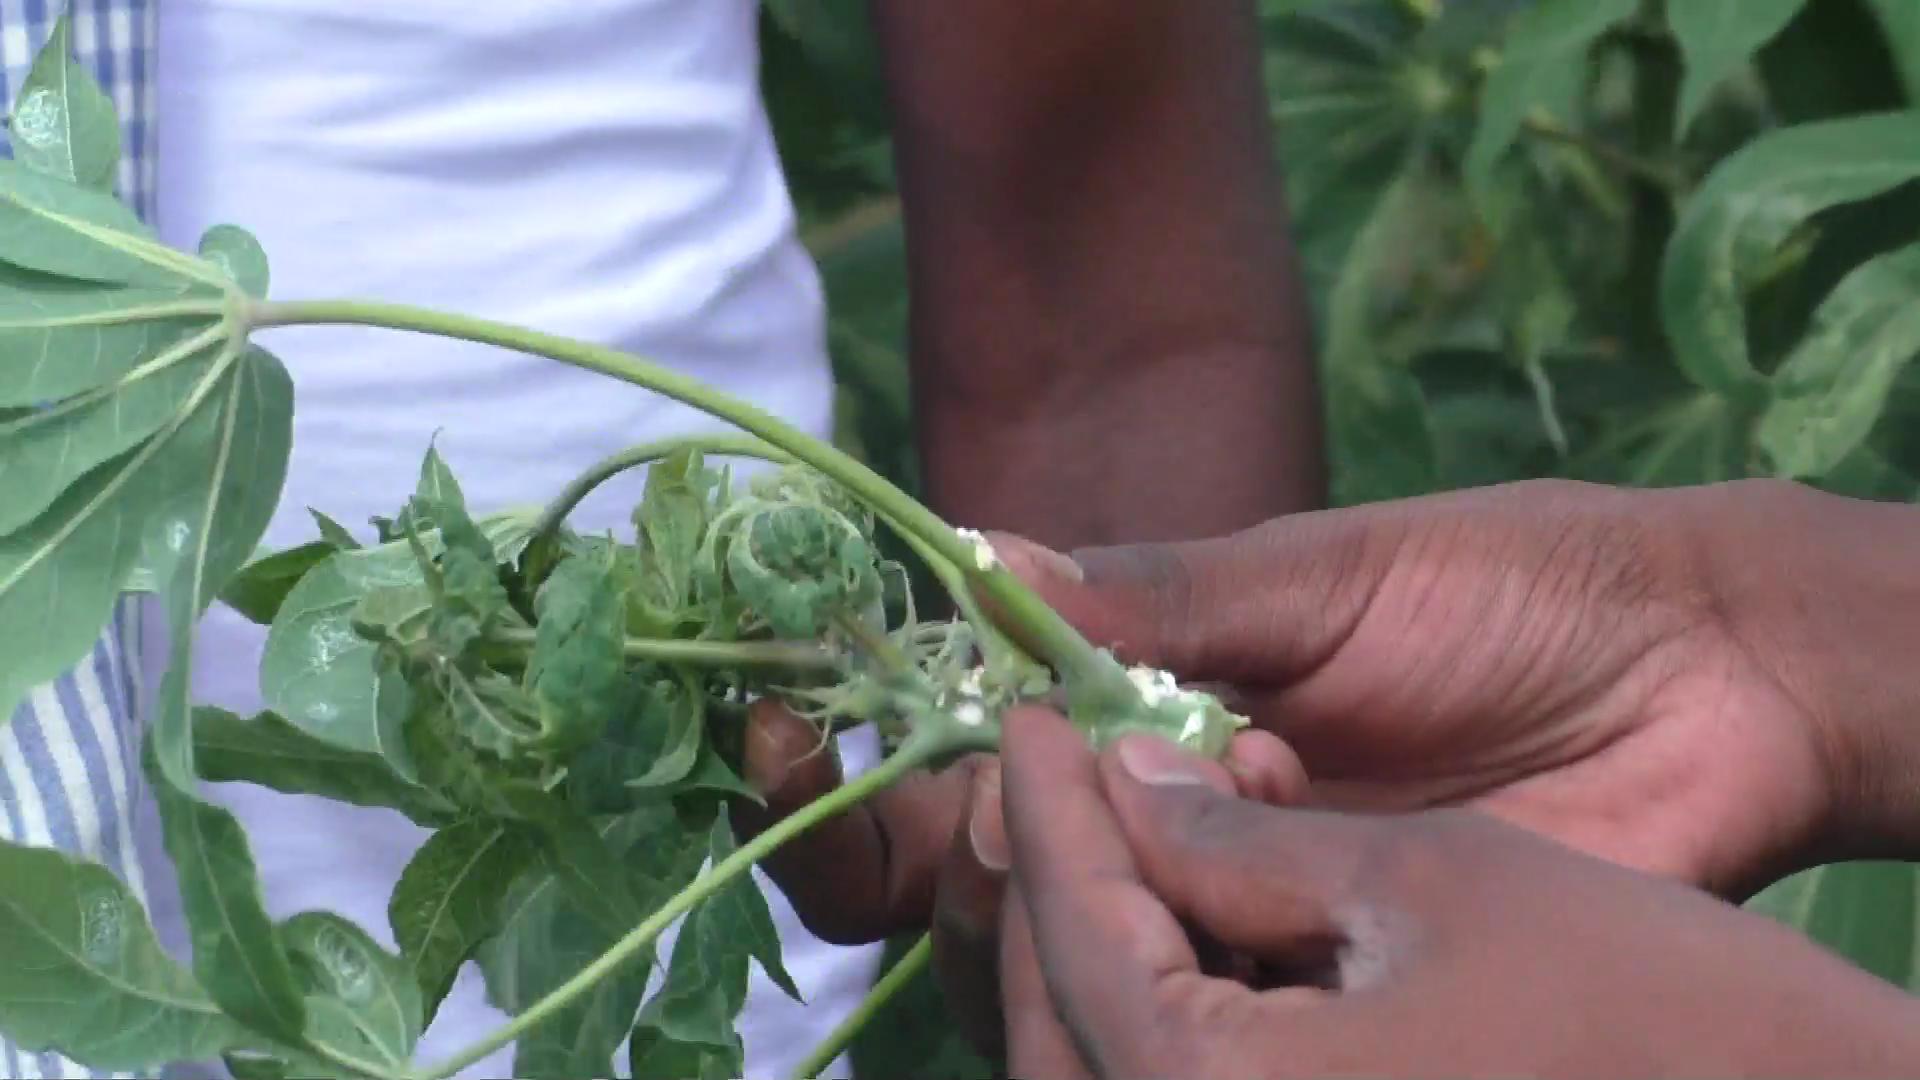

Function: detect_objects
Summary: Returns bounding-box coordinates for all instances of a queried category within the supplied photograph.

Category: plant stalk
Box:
[407,729,948,1080]
[250,298,1107,686]
[790,932,934,1080]
[486,627,836,671]
[531,433,794,542]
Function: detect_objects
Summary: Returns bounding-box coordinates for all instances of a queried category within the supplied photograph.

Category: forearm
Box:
[1683,480,1920,866]
[870,0,1325,548]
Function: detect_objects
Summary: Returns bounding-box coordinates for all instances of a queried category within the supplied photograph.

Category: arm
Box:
[869,0,1325,547]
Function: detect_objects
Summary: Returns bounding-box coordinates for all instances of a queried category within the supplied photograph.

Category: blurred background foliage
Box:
[759,0,1920,1074]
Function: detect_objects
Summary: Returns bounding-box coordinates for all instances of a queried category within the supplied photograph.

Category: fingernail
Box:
[1116,734,1231,793]
[988,532,1085,583]
[968,768,1010,873]
[743,722,791,798]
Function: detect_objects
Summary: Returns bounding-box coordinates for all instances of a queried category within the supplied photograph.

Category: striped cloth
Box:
[1,4,159,1079]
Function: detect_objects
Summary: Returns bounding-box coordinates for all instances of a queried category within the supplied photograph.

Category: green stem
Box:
[487,627,835,671]
[789,933,934,1080]
[1520,116,1680,193]
[531,433,794,542]
[409,731,948,1080]
[250,298,1108,687]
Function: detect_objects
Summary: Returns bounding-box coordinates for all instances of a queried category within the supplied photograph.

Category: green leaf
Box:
[219,540,341,625]
[198,224,270,299]
[310,508,361,549]
[636,812,801,1058]
[501,786,647,941]
[1756,243,1920,478]
[622,676,705,792]
[1669,0,1808,134]
[0,839,251,1070]
[0,316,225,532]
[416,440,465,509]
[0,266,223,409]
[627,449,724,635]
[7,13,120,192]
[1864,0,1920,104]
[137,343,305,1047]
[192,706,456,825]
[279,912,424,1069]
[389,820,539,1016]
[629,1025,743,1080]
[1662,111,1920,398]
[1749,863,1920,990]
[480,806,712,1080]
[1463,0,1637,203]
[527,547,628,756]
[0,158,210,287]
[259,508,537,762]
[1322,171,1438,505]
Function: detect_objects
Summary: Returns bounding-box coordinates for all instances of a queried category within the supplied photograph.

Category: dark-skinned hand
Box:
[997,705,1920,1079]
[735,479,1920,1057]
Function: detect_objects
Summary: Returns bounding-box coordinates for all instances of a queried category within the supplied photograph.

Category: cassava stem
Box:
[248,298,1109,687]
[789,932,934,1080]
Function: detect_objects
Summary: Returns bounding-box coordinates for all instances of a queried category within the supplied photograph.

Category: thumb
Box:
[1095,733,1366,973]
[985,516,1386,685]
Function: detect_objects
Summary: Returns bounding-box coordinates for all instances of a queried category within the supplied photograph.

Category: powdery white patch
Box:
[954,700,987,728]
[955,528,1000,571]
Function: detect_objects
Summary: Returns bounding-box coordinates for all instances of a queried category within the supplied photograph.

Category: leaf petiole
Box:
[485,626,837,671]
[789,932,933,1080]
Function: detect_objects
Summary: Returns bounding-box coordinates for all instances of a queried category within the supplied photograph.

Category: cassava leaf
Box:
[417,440,465,509]
[310,508,361,549]
[0,346,288,723]
[498,786,646,941]
[527,547,628,756]
[390,820,539,1017]
[220,539,342,625]
[0,158,214,288]
[1864,0,1920,104]
[199,224,270,299]
[259,507,538,763]
[1463,0,1637,203]
[479,805,713,1080]
[192,706,456,825]
[636,812,801,1057]
[1756,242,1920,478]
[279,913,424,1069]
[1662,111,1920,398]
[1750,864,1920,990]
[0,319,226,533]
[628,449,724,635]
[139,344,306,1047]
[7,13,120,192]
[621,676,705,792]
[628,1026,743,1080]
[0,264,223,409]
[0,840,252,1070]
[1669,0,1809,134]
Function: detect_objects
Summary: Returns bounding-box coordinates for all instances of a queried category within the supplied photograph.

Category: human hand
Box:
[732,699,1305,1057]
[996,478,1920,898]
[998,706,1920,1080]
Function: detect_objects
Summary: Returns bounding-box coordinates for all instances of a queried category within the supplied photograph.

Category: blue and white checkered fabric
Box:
[1,3,159,1078]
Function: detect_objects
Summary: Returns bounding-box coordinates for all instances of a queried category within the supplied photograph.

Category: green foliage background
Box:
[759,0,1920,1073]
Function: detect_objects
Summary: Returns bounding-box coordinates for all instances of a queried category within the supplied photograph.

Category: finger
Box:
[932,761,1009,1060]
[734,700,976,945]
[986,521,1391,686]
[1000,881,1095,1080]
[1225,728,1311,807]
[1099,733,1366,973]
[1000,706,1240,1075]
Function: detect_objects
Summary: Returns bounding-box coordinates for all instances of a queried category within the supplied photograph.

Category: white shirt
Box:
[153,3,878,1076]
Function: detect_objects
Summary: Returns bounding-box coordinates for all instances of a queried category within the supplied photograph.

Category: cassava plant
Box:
[0,21,1249,1080]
